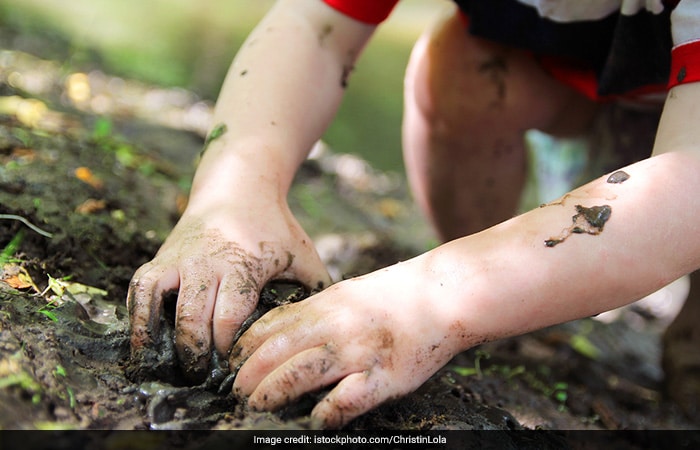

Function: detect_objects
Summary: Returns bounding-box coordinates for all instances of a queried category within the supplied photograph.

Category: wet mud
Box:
[607,170,630,184]
[545,204,612,248]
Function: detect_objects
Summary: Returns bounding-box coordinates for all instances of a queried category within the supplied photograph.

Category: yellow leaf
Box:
[74,166,104,190]
[1,264,38,291]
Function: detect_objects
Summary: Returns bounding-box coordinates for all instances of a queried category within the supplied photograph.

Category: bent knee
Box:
[404,7,596,137]
[404,8,475,133]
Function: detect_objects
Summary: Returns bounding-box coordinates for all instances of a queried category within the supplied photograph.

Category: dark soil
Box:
[0,40,698,445]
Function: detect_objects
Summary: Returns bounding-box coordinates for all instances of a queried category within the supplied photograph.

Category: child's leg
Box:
[663,270,700,419]
[401,5,598,241]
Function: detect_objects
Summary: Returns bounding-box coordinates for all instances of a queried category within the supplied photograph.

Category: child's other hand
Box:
[127,202,331,382]
[230,258,466,428]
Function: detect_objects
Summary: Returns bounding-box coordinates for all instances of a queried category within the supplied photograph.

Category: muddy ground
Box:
[0,37,699,446]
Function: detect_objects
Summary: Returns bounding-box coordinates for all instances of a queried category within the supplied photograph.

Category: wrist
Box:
[186,143,295,212]
[412,245,491,353]
[416,230,546,352]
[389,247,489,360]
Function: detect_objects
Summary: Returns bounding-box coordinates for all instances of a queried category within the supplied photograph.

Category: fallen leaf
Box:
[75,198,107,214]
[45,274,107,298]
[74,166,104,190]
[2,274,33,290]
[10,148,37,163]
[1,264,38,291]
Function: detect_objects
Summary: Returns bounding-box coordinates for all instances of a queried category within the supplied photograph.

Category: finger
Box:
[228,302,308,376]
[212,273,259,357]
[244,343,344,411]
[175,266,219,382]
[311,370,391,429]
[127,263,180,349]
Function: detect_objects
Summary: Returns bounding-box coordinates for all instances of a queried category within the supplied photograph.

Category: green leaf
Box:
[569,334,600,360]
[0,230,24,266]
[38,309,58,322]
[53,365,67,378]
[92,117,113,139]
[451,366,478,377]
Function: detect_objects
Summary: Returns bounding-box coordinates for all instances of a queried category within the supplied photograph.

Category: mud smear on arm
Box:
[606,170,630,184]
[542,170,629,247]
[314,22,352,89]
[544,204,612,248]
[478,55,508,108]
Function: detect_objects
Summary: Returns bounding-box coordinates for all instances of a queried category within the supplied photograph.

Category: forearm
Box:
[189,0,375,207]
[424,84,700,348]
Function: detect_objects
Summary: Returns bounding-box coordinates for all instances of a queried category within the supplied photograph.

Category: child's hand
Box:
[127,201,331,382]
[229,258,468,428]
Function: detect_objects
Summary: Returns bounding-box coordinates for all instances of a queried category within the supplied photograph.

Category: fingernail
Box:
[231,376,250,399]
[229,345,242,360]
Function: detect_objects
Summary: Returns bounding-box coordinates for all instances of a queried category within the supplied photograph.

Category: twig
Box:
[0,214,53,238]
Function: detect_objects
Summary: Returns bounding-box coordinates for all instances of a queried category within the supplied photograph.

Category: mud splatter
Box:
[478,55,508,107]
[318,24,333,46]
[545,204,612,248]
[606,170,630,184]
[540,193,571,208]
[341,64,353,89]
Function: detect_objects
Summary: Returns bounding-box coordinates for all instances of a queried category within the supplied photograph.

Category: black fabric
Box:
[597,9,672,95]
[453,0,673,95]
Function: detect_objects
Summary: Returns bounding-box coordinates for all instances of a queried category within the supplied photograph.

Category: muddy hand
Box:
[229,260,464,428]
[127,207,331,383]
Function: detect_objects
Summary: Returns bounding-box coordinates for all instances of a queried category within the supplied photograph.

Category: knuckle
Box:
[278,366,301,390]
[128,264,165,297]
[128,271,152,292]
[214,313,246,333]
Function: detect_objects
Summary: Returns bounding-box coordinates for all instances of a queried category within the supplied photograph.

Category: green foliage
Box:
[452,366,478,377]
[452,351,570,411]
[37,305,58,322]
[569,334,601,360]
[1,0,424,172]
[92,116,113,140]
[53,364,67,378]
[0,364,42,404]
[90,117,157,177]
[203,123,227,149]
[10,127,32,147]
[0,230,25,267]
[33,421,77,430]
[294,185,324,220]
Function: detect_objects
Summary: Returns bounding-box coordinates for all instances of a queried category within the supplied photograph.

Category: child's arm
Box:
[128,0,376,381]
[230,83,700,428]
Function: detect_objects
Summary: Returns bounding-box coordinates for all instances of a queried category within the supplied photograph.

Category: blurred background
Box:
[0,0,451,172]
[0,0,588,206]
